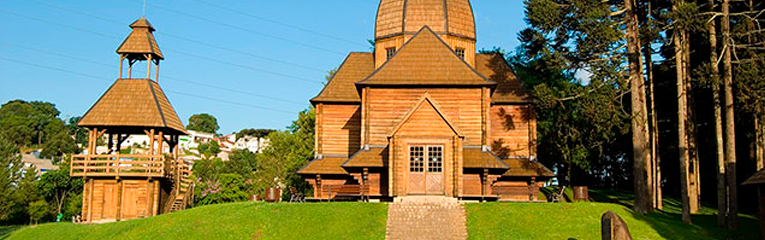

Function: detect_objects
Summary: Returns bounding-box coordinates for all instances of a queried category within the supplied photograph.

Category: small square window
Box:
[455,48,465,59]
[386,47,396,60]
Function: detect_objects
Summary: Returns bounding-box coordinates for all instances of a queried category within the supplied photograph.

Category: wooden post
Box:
[362,167,369,202]
[149,129,155,155]
[158,131,164,155]
[118,55,124,78]
[87,179,94,222]
[108,133,113,154]
[146,179,154,217]
[482,168,489,202]
[530,177,537,201]
[155,60,160,83]
[146,54,152,79]
[316,174,322,198]
[127,60,133,78]
[116,179,123,221]
[153,180,160,215]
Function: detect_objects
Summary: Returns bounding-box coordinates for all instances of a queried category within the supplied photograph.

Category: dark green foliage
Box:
[194,174,250,206]
[255,108,314,196]
[27,200,49,225]
[192,157,223,182]
[66,116,88,146]
[197,141,221,159]
[0,135,22,222]
[39,119,78,161]
[222,149,257,178]
[235,129,275,139]
[37,163,83,216]
[186,113,219,134]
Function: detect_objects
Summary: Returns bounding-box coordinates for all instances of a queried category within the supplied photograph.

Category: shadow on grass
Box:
[589,189,761,240]
[0,226,22,240]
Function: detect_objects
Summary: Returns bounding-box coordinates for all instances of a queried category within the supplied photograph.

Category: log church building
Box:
[298,0,554,201]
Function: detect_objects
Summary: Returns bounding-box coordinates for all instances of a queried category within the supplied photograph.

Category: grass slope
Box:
[466,189,761,240]
[5,202,387,240]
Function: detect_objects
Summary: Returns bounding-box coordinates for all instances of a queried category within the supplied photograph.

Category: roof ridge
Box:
[147,80,168,128]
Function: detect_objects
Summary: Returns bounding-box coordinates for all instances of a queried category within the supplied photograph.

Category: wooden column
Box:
[116,179,123,221]
[147,179,154,217]
[155,60,160,83]
[87,179,94,222]
[118,55,124,78]
[529,177,537,201]
[146,54,152,79]
[81,178,90,220]
[149,129,155,155]
[362,168,368,201]
[316,174,322,198]
[482,168,489,201]
[152,180,160,215]
[158,131,164,154]
[127,60,133,78]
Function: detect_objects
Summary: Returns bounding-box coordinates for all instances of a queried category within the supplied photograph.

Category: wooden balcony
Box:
[70,154,172,178]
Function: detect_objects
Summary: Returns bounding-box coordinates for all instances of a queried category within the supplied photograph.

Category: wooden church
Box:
[298,0,555,201]
[69,17,193,222]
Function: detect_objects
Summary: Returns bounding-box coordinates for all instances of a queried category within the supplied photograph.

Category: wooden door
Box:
[121,186,137,219]
[101,182,118,220]
[408,145,444,195]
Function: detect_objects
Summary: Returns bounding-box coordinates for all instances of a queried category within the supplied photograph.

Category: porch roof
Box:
[342,147,387,168]
[501,158,555,177]
[297,157,348,175]
[462,148,509,169]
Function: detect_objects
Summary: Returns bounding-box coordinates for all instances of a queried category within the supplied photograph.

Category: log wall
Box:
[490,105,535,158]
[316,104,362,156]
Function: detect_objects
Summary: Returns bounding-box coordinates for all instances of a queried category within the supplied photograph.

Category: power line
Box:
[187,0,368,48]
[0,42,308,106]
[0,56,299,115]
[2,9,323,84]
[124,0,346,56]
[19,0,328,73]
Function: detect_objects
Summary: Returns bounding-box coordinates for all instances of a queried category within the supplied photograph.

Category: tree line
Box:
[518,0,764,228]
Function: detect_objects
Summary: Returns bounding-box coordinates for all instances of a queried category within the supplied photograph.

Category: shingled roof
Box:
[743,169,765,185]
[311,53,374,103]
[502,158,555,177]
[342,147,387,168]
[357,26,494,86]
[297,157,349,175]
[78,79,186,135]
[475,53,531,103]
[463,148,509,169]
[116,17,164,60]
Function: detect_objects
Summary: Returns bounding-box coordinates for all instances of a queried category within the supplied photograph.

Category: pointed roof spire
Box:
[116,17,164,60]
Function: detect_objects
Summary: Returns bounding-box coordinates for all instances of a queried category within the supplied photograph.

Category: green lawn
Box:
[465,189,761,240]
[4,202,388,240]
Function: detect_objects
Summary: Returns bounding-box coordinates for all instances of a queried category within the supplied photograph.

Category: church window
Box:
[410,146,424,172]
[456,47,465,59]
[386,47,396,60]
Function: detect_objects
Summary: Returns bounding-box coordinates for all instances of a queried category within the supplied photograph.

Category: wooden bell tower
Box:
[70,17,192,223]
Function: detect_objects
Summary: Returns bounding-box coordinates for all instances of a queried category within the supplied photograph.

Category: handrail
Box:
[70,154,168,178]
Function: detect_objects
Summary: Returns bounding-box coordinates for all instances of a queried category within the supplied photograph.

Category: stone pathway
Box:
[385,196,467,240]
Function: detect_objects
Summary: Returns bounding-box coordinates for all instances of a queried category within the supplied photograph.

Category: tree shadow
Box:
[588,189,762,240]
[482,53,532,102]
[0,225,22,240]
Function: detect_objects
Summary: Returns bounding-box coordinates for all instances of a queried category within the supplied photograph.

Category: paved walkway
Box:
[385,196,467,240]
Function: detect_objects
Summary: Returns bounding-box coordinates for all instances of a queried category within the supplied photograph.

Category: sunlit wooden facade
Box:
[298,0,554,201]
[71,17,193,222]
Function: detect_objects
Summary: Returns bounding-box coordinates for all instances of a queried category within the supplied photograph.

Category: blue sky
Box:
[0,0,527,134]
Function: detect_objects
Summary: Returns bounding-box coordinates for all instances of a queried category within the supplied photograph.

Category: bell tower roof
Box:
[116,17,164,60]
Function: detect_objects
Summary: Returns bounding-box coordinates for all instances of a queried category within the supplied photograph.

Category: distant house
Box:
[21,151,58,176]
[234,135,269,154]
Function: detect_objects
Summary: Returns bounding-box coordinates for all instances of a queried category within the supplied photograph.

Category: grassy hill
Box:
[3,190,761,240]
[4,202,388,240]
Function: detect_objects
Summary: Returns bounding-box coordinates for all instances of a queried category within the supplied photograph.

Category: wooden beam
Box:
[146,54,152,79]
[158,131,164,155]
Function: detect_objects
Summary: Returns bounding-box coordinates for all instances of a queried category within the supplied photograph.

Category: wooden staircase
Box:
[163,159,193,213]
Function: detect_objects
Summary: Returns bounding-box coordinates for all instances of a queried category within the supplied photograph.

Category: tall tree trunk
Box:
[674,2,692,223]
[722,0,738,229]
[708,0,728,227]
[757,117,764,170]
[685,33,701,214]
[642,0,662,210]
[627,0,652,214]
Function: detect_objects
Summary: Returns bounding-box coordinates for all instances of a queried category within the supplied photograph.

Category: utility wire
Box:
[0,42,308,106]
[19,0,328,73]
[125,0,346,56]
[187,0,368,48]
[2,9,323,84]
[0,56,298,115]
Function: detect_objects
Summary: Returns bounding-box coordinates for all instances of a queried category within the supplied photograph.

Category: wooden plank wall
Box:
[443,35,476,67]
[490,105,533,158]
[317,104,362,156]
[366,88,482,146]
[375,36,406,68]
[86,179,156,222]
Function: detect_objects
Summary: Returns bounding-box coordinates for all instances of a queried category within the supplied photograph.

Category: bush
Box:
[194,174,250,206]
[28,200,49,225]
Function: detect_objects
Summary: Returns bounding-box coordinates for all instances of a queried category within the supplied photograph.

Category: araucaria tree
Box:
[522,0,653,214]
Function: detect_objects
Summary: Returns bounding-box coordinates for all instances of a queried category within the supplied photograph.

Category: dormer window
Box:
[386,47,396,60]
[455,48,465,59]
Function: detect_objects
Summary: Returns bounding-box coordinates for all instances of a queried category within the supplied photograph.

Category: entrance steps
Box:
[386,196,467,240]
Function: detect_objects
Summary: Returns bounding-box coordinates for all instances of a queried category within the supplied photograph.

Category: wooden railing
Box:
[70,154,167,178]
